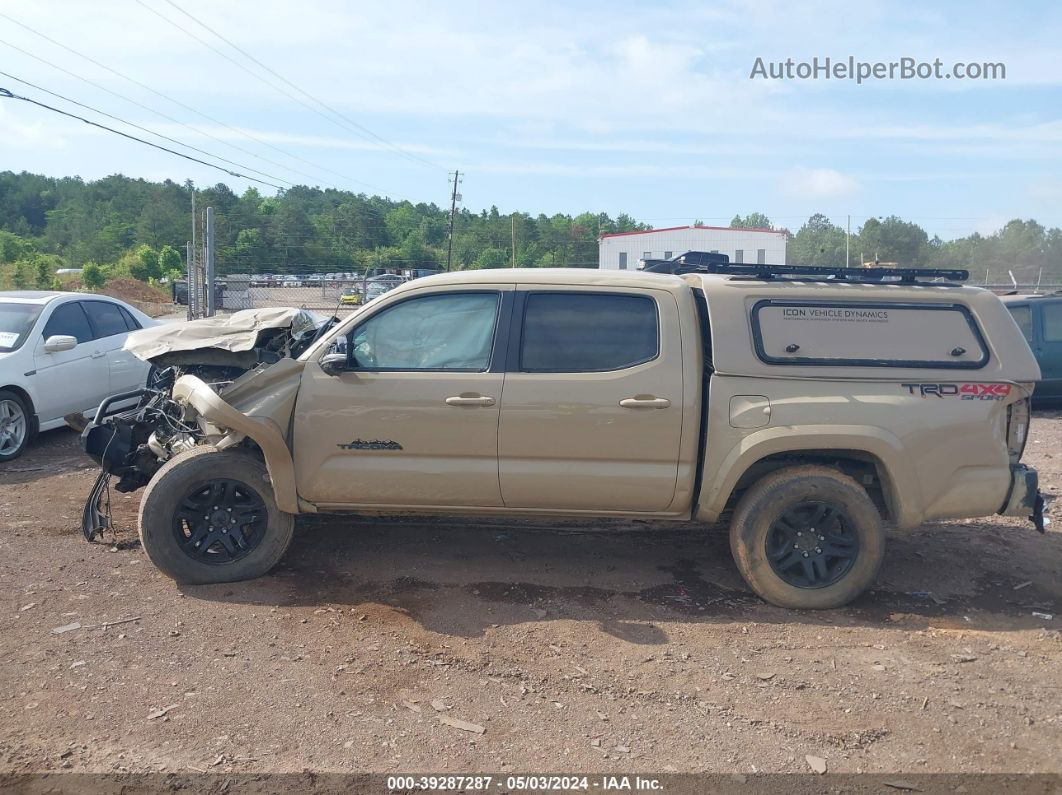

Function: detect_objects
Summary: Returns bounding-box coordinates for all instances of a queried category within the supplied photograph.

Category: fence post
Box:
[205,206,216,316]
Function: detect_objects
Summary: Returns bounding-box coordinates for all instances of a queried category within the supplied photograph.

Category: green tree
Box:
[788,214,847,266]
[0,230,35,262]
[158,244,183,280]
[12,259,29,288]
[33,253,62,288]
[730,212,773,229]
[855,216,929,266]
[130,244,161,281]
[82,261,106,289]
[472,247,509,269]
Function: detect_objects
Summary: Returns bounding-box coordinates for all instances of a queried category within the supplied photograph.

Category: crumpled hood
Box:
[124,307,316,362]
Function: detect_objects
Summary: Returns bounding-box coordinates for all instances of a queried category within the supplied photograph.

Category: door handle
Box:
[90,350,106,359]
[445,395,496,407]
[619,397,671,409]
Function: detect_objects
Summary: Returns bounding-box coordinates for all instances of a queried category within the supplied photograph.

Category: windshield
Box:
[0,303,44,352]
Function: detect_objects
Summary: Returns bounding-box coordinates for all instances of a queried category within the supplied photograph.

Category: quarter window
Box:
[118,306,142,331]
[42,302,93,344]
[1044,303,1062,342]
[83,301,129,339]
[1007,305,1034,343]
[348,292,499,371]
[519,293,658,372]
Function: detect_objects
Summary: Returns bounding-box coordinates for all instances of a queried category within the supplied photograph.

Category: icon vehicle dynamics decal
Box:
[337,439,404,450]
[901,382,1012,399]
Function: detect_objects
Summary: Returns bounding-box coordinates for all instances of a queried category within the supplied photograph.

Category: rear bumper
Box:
[999,464,1052,532]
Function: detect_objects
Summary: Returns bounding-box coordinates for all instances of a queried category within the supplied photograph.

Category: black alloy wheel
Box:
[172,479,267,564]
[765,500,860,589]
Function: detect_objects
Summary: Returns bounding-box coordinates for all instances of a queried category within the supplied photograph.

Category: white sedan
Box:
[0,291,160,461]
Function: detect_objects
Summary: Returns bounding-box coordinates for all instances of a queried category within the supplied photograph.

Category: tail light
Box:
[1006,398,1030,464]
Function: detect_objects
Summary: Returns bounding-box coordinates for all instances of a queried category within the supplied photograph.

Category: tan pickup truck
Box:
[81,263,1049,608]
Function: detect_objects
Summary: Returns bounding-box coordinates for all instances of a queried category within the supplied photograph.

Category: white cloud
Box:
[781,167,860,199]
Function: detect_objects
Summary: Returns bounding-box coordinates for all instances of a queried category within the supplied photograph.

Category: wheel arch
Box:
[171,375,299,513]
[697,426,922,529]
[0,384,38,434]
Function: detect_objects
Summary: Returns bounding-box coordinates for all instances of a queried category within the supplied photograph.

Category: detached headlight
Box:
[1006,397,1030,464]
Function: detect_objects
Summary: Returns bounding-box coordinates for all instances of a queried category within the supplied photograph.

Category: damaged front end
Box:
[80,308,324,541]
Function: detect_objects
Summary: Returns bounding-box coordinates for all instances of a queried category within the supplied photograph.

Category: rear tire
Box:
[729,465,885,609]
[138,447,294,584]
[0,389,33,462]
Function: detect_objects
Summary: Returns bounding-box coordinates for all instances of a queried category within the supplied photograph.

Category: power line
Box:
[0,38,294,186]
[0,11,395,195]
[131,1,400,195]
[0,70,296,188]
[0,86,285,188]
[155,0,444,172]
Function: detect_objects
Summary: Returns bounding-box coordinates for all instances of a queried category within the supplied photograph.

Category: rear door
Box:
[498,287,685,512]
[82,300,147,393]
[1037,300,1062,398]
[32,301,103,422]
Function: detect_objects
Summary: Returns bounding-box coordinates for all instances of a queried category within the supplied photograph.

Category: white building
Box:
[598,225,787,270]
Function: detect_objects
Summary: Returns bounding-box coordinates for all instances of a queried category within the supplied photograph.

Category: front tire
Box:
[729,465,885,609]
[0,389,32,462]
[138,447,294,584]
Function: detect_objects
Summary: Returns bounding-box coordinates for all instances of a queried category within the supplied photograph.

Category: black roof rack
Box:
[683,259,969,285]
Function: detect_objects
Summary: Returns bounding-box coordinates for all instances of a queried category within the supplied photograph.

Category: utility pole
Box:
[185,241,194,321]
[846,214,851,267]
[205,206,216,316]
[511,213,517,267]
[446,170,461,272]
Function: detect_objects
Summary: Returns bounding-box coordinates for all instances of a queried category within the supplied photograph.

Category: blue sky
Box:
[1,0,1060,239]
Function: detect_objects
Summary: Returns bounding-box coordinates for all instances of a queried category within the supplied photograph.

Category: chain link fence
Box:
[175,275,371,314]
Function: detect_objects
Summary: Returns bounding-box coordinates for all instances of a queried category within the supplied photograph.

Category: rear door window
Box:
[42,302,93,344]
[752,300,989,369]
[83,301,130,339]
[519,293,658,372]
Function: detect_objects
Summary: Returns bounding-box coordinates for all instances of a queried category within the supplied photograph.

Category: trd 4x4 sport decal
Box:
[902,383,1012,399]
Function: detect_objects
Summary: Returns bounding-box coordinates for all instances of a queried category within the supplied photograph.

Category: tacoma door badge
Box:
[337,438,403,451]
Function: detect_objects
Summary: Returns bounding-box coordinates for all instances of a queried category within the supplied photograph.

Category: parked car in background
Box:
[364,274,405,302]
[0,291,160,461]
[172,279,224,307]
[281,277,303,288]
[1001,292,1062,402]
[339,287,363,306]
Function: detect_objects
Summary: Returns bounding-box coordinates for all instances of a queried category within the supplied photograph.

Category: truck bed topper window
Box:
[751,300,990,369]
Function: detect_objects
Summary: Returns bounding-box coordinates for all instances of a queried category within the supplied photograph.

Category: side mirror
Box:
[43,334,78,353]
[319,352,349,377]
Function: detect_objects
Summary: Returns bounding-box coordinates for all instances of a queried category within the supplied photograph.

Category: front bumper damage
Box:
[77,308,329,542]
[1000,464,1053,533]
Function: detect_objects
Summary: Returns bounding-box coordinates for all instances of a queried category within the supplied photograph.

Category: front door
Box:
[498,288,685,512]
[294,288,510,507]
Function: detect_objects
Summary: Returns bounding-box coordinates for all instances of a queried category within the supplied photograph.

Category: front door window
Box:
[348,292,499,371]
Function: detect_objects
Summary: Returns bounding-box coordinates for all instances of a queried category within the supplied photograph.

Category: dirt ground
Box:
[1,415,1060,777]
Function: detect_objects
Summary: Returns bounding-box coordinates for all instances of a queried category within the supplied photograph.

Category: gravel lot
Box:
[1,413,1060,777]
